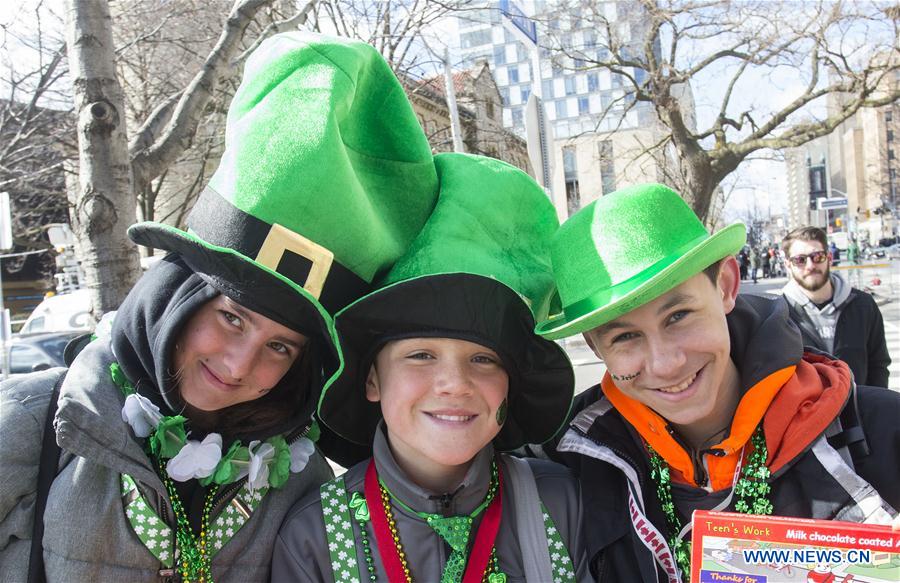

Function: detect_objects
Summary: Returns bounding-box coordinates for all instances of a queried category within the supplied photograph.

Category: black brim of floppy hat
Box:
[537,223,747,340]
[318,273,575,452]
[128,221,343,379]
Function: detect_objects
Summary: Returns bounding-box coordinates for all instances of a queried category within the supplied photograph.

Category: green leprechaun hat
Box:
[319,152,575,451]
[536,183,746,340]
[128,32,439,378]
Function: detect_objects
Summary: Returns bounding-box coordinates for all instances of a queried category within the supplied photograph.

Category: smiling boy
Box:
[272,153,590,582]
[535,184,900,583]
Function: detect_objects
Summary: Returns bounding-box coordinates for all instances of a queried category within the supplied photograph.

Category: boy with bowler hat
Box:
[534,184,900,583]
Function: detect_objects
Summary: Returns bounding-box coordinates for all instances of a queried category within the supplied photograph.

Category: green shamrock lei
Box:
[647,425,772,580]
[111,362,319,489]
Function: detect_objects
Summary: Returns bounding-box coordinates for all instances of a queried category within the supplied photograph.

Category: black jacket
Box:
[545,295,900,583]
[781,287,891,388]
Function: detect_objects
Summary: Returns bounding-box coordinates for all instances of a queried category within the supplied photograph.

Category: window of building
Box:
[587,72,599,92]
[521,86,531,104]
[611,73,623,88]
[598,140,615,195]
[499,87,509,106]
[634,68,646,87]
[889,149,895,161]
[563,146,580,216]
[888,129,894,142]
[565,76,576,95]
[552,60,564,77]
[584,30,597,48]
[511,107,524,126]
[886,110,893,122]
[578,96,590,115]
[494,45,506,66]
[809,166,826,195]
[542,80,554,99]
[556,99,568,118]
[508,66,519,83]
[574,57,586,69]
[486,99,496,120]
[517,44,529,62]
[460,29,492,49]
[601,91,612,111]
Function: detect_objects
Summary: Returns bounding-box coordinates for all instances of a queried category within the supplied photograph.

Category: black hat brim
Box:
[319,273,574,451]
[128,222,343,381]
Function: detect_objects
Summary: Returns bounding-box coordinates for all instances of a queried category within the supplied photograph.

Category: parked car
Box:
[887,243,900,260]
[862,245,886,260]
[18,289,92,335]
[6,331,83,375]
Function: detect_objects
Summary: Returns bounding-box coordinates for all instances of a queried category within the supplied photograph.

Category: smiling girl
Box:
[0,32,439,582]
[272,153,591,582]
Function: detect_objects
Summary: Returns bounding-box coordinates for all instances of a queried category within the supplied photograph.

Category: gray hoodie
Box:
[0,336,332,582]
[781,272,851,354]
[272,425,593,582]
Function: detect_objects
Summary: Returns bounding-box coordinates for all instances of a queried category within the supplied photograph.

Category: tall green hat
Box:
[536,183,746,340]
[128,32,438,378]
[319,153,574,451]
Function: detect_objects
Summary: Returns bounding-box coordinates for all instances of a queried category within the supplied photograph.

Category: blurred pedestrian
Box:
[781,226,890,388]
[749,247,759,283]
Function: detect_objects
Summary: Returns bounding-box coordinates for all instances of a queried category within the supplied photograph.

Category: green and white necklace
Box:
[646,425,773,579]
[113,362,318,581]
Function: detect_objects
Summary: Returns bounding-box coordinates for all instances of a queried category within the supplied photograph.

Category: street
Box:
[561,258,900,394]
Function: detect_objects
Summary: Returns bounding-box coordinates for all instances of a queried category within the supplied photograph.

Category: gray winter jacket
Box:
[272,425,593,582]
[0,338,333,583]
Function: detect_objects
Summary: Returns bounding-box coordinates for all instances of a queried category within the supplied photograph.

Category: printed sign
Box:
[691,511,899,583]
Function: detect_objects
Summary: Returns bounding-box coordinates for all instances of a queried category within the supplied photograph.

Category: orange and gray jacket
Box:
[544,294,899,583]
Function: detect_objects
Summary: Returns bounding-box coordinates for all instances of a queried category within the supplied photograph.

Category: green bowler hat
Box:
[536,183,746,340]
[319,153,575,451]
[128,32,438,376]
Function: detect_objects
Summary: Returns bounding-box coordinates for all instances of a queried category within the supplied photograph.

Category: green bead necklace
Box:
[158,457,219,582]
[646,425,772,579]
[350,460,503,583]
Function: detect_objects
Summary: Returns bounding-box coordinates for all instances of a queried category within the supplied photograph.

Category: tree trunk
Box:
[681,153,717,225]
[65,0,141,317]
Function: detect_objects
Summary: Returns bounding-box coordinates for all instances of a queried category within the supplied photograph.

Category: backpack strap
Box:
[27,369,67,583]
[320,476,363,583]
[826,382,871,468]
[503,456,575,582]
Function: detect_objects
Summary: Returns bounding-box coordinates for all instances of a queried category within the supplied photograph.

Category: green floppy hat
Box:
[129,32,438,378]
[536,183,746,340]
[319,153,574,451]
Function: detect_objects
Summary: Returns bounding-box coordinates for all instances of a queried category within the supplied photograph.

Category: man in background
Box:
[781,226,890,387]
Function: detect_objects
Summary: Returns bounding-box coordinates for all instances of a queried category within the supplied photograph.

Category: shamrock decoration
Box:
[349,491,369,522]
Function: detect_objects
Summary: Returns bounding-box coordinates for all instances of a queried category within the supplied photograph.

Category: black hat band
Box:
[187,187,369,313]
